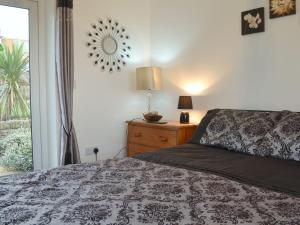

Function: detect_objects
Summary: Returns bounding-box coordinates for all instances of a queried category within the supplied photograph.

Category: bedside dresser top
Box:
[127,120,198,131]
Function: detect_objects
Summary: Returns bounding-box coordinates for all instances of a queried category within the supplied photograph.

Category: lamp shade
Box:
[178,96,193,110]
[136,67,162,91]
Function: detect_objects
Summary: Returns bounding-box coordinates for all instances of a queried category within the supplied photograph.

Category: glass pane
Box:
[0,5,33,176]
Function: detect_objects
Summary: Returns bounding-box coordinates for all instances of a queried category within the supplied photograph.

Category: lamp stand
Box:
[180,112,190,124]
[147,92,152,113]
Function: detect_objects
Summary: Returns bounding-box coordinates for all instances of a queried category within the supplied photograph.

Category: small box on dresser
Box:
[127,120,197,157]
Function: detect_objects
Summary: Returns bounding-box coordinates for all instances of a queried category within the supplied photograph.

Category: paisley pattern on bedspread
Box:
[0,157,299,225]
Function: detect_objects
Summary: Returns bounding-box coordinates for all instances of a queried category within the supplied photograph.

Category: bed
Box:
[1,109,300,225]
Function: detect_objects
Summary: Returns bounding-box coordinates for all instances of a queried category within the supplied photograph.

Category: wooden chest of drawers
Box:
[127,120,197,157]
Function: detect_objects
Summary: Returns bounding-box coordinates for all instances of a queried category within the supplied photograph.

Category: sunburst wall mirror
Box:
[86,18,132,73]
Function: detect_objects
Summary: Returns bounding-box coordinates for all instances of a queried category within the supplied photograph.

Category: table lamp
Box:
[178,96,193,123]
[136,67,162,113]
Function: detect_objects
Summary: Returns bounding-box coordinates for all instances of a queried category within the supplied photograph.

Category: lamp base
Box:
[180,112,190,124]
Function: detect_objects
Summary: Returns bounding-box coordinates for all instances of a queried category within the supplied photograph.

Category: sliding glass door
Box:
[0,0,41,175]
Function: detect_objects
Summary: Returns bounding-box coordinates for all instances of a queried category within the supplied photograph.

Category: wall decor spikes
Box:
[86,18,131,73]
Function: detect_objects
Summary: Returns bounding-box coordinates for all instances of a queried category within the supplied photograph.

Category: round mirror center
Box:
[102,36,118,55]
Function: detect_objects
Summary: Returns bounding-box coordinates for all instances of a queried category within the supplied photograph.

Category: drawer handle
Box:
[160,136,168,142]
[134,132,142,138]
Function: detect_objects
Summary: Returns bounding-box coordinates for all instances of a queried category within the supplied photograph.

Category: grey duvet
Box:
[0,156,300,225]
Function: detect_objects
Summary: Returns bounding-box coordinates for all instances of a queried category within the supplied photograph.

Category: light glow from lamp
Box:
[183,83,207,95]
[189,111,206,124]
[170,70,219,96]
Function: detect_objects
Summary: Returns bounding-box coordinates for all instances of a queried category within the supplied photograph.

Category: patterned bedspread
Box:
[0,158,300,225]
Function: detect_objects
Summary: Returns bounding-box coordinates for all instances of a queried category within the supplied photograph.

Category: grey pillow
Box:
[190,109,221,144]
[192,109,300,161]
[258,112,300,161]
[198,109,282,156]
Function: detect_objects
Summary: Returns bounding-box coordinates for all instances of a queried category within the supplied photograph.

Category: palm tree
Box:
[0,43,30,121]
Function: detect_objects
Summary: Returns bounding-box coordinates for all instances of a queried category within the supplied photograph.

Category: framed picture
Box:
[242,7,265,35]
[270,0,296,18]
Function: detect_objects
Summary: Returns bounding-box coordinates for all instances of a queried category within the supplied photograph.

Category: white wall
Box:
[73,0,151,162]
[150,0,300,123]
[73,0,300,162]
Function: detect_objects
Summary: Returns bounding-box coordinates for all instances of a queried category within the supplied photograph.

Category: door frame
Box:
[0,0,43,170]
